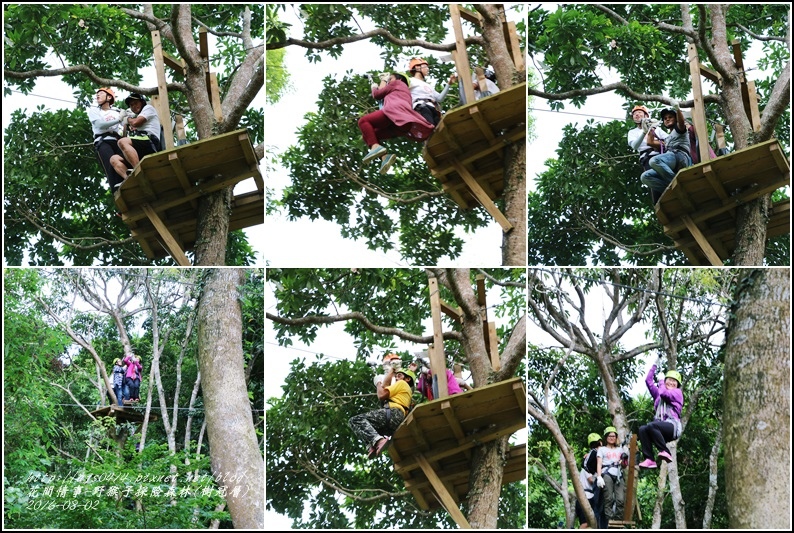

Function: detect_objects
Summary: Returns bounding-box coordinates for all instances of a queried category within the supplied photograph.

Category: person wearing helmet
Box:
[357,72,434,174]
[412,360,463,400]
[576,432,605,529]
[372,352,403,388]
[638,356,684,468]
[112,357,126,406]
[89,87,131,191]
[117,92,162,170]
[627,104,666,176]
[407,57,457,126]
[349,363,414,458]
[640,103,692,204]
[597,426,628,522]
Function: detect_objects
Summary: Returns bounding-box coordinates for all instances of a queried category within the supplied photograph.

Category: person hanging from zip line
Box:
[122,353,143,404]
[640,104,693,205]
[89,87,131,192]
[597,426,629,523]
[349,365,416,459]
[358,72,434,174]
[112,357,126,407]
[372,352,402,388]
[117,93,162,173]
[575,432,606,529]
[407,57,457,126]
[638,356,684,469]
[627,104,666,174]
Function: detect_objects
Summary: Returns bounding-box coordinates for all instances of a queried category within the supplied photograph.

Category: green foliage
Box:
[266,49,292,104]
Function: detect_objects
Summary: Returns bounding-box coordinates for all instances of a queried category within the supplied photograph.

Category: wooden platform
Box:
[89,404,159,423]
[114,129,264,264]
[423,83,527,231]
[655,139,790,265]
[388,377,526,512]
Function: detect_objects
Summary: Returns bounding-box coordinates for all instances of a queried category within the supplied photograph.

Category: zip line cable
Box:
[54,403,264,412]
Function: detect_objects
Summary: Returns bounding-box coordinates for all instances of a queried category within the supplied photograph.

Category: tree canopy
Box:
[266,4,528,266]
[526,4,790,266]
[3,4,264,266]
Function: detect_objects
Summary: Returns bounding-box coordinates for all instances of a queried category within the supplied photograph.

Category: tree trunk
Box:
[702,424,722,529]
[666,444,687,528]
[467,438,506,528]
[559,452,574,529]
[197,268,264,528]
[502,142,527,266]
[723,268,791,528]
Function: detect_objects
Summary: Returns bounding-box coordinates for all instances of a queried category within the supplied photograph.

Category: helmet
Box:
[113,358,121,366]
[383,352,400,361]
[659,107,677,120]
[603,426,618,437]
[587,433,601,446]
[397,368,417,387]
[631,105,649,117]
[392,72,410,85]
[125,93,147,106]
[665,370,682,386]
[97,87,116,103]
[409,57,428,71]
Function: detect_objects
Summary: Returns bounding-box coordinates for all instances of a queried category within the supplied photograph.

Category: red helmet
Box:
[631,105,649,117]
[409,58,428,71]
[97,87,116,104]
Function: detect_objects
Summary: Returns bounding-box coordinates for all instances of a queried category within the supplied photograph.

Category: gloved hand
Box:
[371,83,379,90]
[378,72,389,82]
[655,355,663,369]
[118,109,128,120]
[641,117,651,133]
[596,475,605,488]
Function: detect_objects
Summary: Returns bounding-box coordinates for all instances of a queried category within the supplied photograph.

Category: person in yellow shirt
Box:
[349,366,416,458]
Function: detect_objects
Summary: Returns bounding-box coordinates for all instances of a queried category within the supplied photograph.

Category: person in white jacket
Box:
[89,87,130,191]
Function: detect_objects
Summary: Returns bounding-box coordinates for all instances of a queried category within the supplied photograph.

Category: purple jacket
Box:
[123,355,142,380]
[646,364,683,421]
[372,80,434,141]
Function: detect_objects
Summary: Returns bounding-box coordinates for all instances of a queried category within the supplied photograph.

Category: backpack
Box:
[583,449,598,475]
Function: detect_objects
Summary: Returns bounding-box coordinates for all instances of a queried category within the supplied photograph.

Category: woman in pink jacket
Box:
[358,72,434,174]
[638,360,684,468]
[122,354,143,403]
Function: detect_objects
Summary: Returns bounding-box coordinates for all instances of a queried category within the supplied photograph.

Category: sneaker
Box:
[379,153,396,174]
[657,451,672,463]
[639,459,657,469]
[362,145,387,164]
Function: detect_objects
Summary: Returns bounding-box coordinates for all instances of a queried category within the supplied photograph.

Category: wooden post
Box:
[416,453,472,528]
[687,44,711,163]
[450,4,476,106]
[428,277,449,398]
[151,30,175,150]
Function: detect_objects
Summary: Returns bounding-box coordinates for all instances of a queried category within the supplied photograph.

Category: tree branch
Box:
[337,161,447,205]
[528,80,720,106]
[267,28,482,52]
[4,65,186,95]
[266,311,463,343]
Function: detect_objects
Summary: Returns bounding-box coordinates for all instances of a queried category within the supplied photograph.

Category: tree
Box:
[722,268,791,528]
[196,268,265,528]
[527,268,731,527]
[266,4,527,266]
[3,4,264,266]
[526,4,790,266]
[266,268,526,528]
[2,268,264,528]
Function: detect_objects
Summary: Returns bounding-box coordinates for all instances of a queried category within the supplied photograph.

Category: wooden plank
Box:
[487,321,500,372]
[449,4,476,106]
[687,43,712,163]
[504,20,525,71]
[512,381,525,414]
[452,160,513,232]
[699,63,722,85]
[162,51,185,76]
[441,401,466,443]
[168,152,198,210]
[440,300,463,322]
[210,72,224,122]
[415,453,472,529]
[623,434,637,522]
[428,277,449,399]
[682,215,723,266]
[476,274,486,306]
[151,30,175,150]
[458,5,482,25]
[747,80,761,132]
[469,105,497,144]
[140,203,191,266]
[702,164,729,201]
